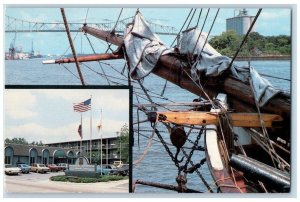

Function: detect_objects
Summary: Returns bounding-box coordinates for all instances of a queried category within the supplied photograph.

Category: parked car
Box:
[109,164,129,176]
[47,164,62,172]
[57,163,68,171]
[5,164,21,175]
[30,163,50,173]
[17,163,31,174]
[113,161,123,168]
[96,165,118,175]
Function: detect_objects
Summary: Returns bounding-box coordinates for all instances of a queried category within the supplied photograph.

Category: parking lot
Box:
[4,171,129,193]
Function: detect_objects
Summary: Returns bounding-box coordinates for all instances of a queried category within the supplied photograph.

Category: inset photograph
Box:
[4,87,130,193]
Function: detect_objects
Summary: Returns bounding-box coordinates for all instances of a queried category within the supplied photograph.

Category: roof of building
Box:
[46,137,118,145]
[4,143,79,157]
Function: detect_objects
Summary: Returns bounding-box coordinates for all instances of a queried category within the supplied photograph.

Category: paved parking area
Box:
[4,171,129,193]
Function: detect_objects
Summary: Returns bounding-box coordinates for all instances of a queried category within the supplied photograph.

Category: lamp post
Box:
[97,108,103,175]
[116,131,121,163]
[120,140,122,164]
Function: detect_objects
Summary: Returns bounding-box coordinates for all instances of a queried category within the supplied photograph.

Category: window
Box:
[30,157,35,165]
[43,157,48,164]
[5,156,11,164]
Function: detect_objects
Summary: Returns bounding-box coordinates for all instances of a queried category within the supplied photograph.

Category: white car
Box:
[5,165,22,175]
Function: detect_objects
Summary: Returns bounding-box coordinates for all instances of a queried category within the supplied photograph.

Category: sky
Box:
[4,7,291,55]
[4,88,129,144]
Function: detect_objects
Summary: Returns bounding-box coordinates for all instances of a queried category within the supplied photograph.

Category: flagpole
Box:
[80,113,82,157]
[100,108,103,176]
[90,95,92,164]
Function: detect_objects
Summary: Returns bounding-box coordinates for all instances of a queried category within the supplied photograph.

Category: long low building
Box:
[5,137,126,166]
[4,143,80,166]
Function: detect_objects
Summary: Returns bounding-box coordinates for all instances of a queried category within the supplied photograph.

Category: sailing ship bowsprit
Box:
[43,8,291,193]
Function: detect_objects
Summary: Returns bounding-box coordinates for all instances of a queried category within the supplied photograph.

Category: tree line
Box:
[209,31,291,57]
[5,137,44,146]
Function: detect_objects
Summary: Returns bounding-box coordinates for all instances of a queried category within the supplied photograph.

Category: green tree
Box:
[209,30,241,55]
[5,137,29,145]
[208,31,291,56]
[116,124,129,163]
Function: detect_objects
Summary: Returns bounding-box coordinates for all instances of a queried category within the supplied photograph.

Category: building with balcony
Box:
[46,137,125,164]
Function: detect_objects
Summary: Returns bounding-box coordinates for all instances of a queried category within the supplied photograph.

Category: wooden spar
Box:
[80,25,123,46]
[60,8,85,85]
[43,52,123,64]
[156,111,283,127]
[80,26,290,128]
[135,180,202,193]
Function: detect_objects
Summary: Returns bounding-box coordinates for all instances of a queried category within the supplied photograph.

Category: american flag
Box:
[73,98,91,112]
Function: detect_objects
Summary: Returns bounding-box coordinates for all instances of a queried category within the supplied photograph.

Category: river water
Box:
[5,58,291,193]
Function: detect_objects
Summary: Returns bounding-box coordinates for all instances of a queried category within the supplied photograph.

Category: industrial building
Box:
[226,9,256,35]
[4,137,125,166]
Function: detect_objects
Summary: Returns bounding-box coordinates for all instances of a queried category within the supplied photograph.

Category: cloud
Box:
[260,9,291,20]
[36,89,129,111]
[5,90,38,119]
[5,117,128,144]
[5,122,78,144]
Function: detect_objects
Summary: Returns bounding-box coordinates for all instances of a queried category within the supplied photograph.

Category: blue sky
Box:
[4,7,291,55]
[4,89,129,144]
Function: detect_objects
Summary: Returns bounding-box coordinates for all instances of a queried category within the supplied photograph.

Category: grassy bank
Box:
[50,175,127,183]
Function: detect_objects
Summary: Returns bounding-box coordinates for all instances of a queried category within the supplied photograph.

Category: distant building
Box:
[4,137,125,166]
[226,9,256,35]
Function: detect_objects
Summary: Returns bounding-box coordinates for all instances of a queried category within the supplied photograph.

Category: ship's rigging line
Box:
[186,8,197,30]
[196,9,203,27]
[84,8,89,24]
[170,8,194,47]
[85,34,111,84]
[228,8,262,69]
[111,8,123,34]
[191,8,211,57]
[60,8,85,85]
[195,9,220,62]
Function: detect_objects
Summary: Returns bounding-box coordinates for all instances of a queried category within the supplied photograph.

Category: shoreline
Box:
[233,55,291,61]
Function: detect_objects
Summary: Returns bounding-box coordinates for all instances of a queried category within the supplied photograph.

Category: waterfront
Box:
[5,58,291,192]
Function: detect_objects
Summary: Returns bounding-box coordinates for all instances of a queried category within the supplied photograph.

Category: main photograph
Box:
[4,7,291,193]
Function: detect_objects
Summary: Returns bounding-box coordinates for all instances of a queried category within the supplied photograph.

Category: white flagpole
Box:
[100,108,103,176]
[90,96,92,164]
[80,113,82,157]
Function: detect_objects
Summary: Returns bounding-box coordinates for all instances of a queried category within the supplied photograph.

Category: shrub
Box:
[50,175,127,183]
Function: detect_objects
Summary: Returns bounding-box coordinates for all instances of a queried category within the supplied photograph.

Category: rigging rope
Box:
[186,8,197,30]
[85,34,111,85]
[84,8,89,24]
[170,8,194,47]
[111,8,124,34]
[191,8,210,56]
[59,31,79,59]
[228,8,262,69]
[196,9,203,27]
[196,9,220,61]
[60,8,85,85]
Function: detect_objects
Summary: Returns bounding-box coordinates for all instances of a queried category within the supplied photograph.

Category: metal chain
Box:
[182,126,205,171]
[181,148,213,193]
[153,127,180,168]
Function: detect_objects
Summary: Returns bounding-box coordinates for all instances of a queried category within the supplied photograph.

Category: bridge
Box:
[5,15,178,35]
